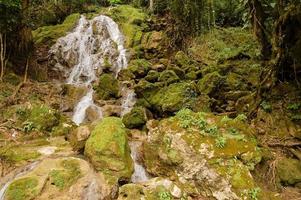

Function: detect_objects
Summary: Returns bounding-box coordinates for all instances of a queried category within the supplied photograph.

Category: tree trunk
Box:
[0,33,6,82]
[248,0,272,60]
[149,0,154,12]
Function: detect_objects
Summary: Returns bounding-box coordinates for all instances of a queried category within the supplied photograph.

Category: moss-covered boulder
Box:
[84,117,134,181]
[94,73,120,100]
[143,110,269,199]
[33,13,80,45]
[145,70,159,82]
[158,70,180,85]
[128,59,151,78]
[197,71,224,95]
[122,107,147,129]
[148,82,199,114]
[5,177,39,200]
[277,158,301,185]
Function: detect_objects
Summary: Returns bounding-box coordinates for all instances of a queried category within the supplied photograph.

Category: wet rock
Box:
[94,73,120,100]
[67,125,91,152]
[122,107,147,129]
[84,117,134,181]
[277,158,301,185]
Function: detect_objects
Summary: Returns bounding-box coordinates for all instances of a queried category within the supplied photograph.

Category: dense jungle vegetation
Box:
[0,0,301,200]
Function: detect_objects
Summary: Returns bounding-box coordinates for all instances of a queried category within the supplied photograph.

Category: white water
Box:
[129,141,150,183]
[0,162,39,200]
[51,15,130,125]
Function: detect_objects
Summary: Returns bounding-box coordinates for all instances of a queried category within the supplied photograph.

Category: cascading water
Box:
[129,141,150,183]
[50,15,131,125]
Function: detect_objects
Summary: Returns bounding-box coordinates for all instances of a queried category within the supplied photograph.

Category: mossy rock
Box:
[122,107,147,129]
[33,13,80,45]
[128,59,151,78]
[148,82,199,115]
[84,117,134,180]
[26,105,60,132]
[67,125,91,152]
[175,51,191,68]
[49,159,81,190]
[134,79,162,98]
[145,70,159,82]
[5,177,39,200]
[197,71,224,95]
[118,69,135,81]
[94,73,120,100]
[277,158,301,185]
[166,65,185,79]
[158,70,180,85]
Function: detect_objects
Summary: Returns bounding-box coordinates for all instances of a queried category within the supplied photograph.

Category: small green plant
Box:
[221,116,231,123]
[176,108,193,120]
[215,136,227,148]
[205,125,218,136]
[158,191,172,200]
[228,128,239,135]
[23,121,35,133]
[196,117,207,130]
[109,0,122,5]
[249,187,261,200]
[260,101,272,112]
[287,103,301,111]
[291,114,301,121]
[235,114,247,121]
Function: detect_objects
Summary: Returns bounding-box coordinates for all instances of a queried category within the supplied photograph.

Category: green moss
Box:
[128,59,151,78]
[0,146,40,163]
[94,73,120,100]
[158,70,180,85]
[6,177,39,200]
[149,82,199,114]
[145,70,160,82]
[26,105,60,132]
[197,71,224,95]
[49,159,81,190]
[3,72,22,86]
[33,13,80,45]
[276,158,301,185]
[84,117,133,180]
[190,28,260,65]
[122,107,147,129]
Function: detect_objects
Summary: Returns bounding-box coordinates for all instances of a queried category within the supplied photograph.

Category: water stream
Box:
[129,141,150,183]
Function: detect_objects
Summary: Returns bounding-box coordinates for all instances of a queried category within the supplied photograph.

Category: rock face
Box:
[67,125,91,152]
[3,157,113,200]
[84,117,134,181]
[143,109,264,200]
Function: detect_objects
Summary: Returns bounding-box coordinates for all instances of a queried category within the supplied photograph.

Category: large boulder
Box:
[84,117,134,181]
[142,110,273,199]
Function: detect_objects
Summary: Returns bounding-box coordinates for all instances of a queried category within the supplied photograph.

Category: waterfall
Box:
[50,15,131,125]
[129,141,150,183]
